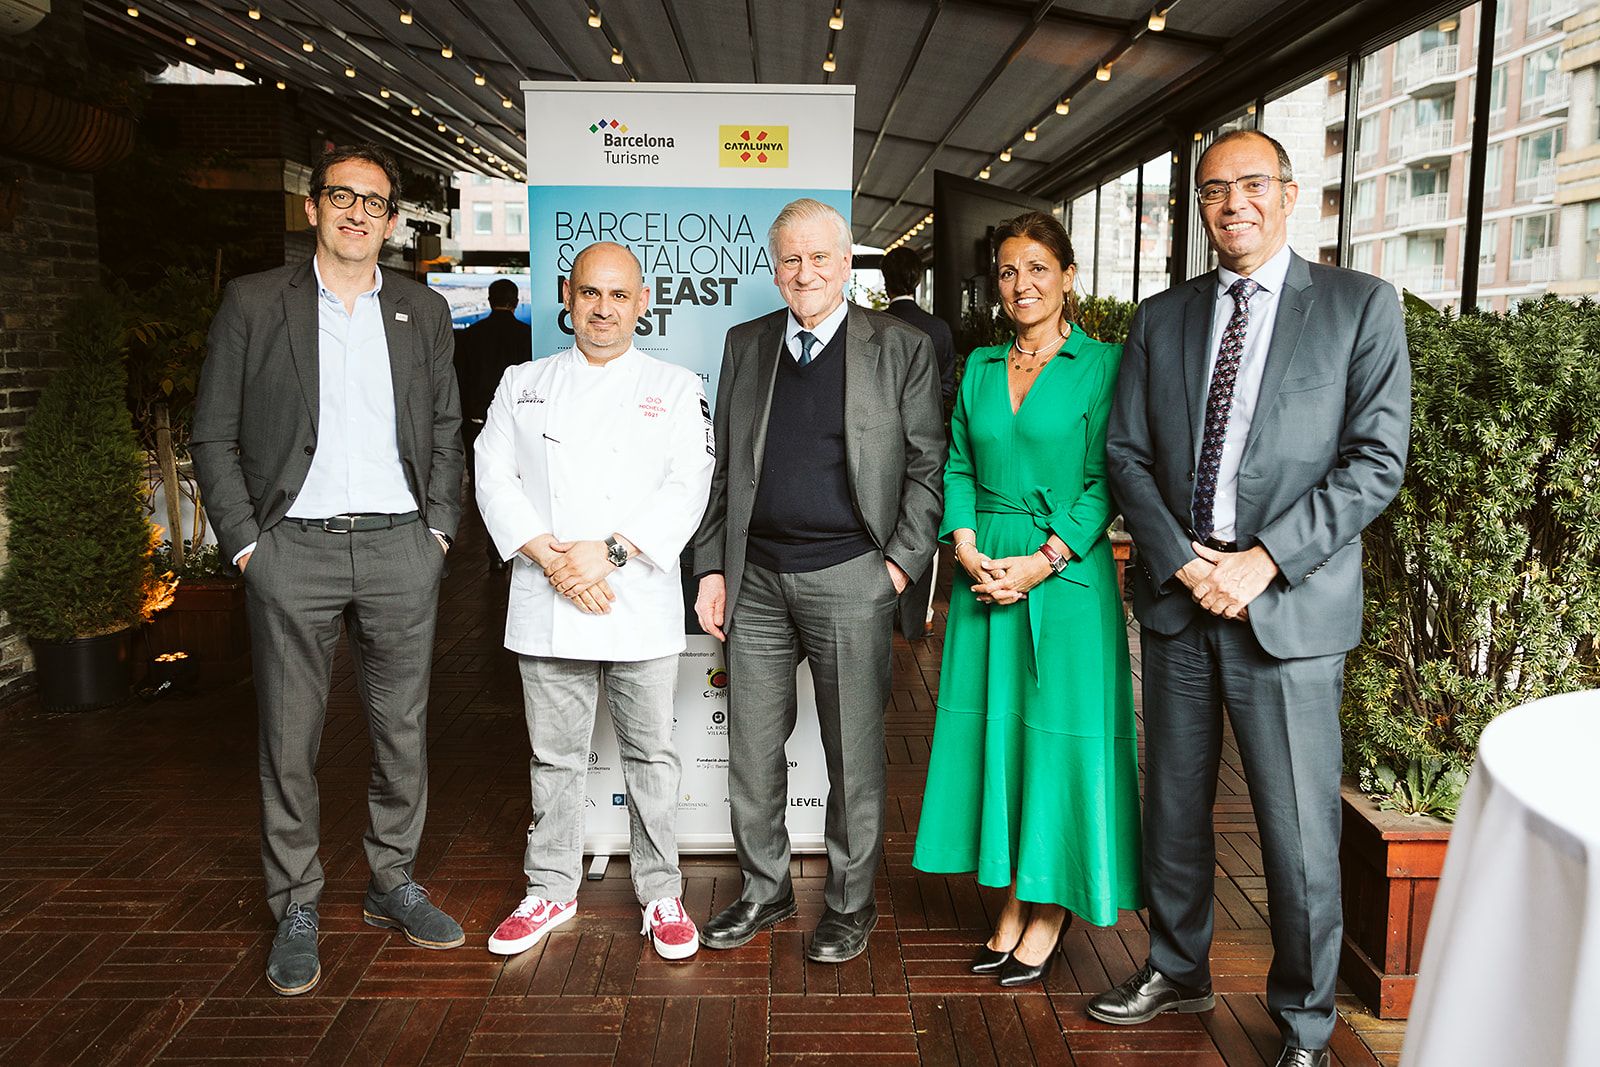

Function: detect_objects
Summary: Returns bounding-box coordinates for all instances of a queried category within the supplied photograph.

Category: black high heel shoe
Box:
[969,943,1013,974]
[995,915,1072,988]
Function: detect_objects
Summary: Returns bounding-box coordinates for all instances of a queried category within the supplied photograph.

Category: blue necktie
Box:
[1192,277,1261,541]
[796,330,818,366]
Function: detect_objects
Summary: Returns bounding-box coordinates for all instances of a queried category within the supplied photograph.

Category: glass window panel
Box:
[1068,192,1098,297]
[1584,203,1600,280]
[1138,153,1175,297]
[504,202,525,237]
[1349,239,1375,274]
[473,204,494,235]
[1100,171,1137,301]
[1261,74,1340,264]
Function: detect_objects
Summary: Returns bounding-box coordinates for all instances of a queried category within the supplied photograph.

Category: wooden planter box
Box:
[1338,781,1452,1019]
[144,578,251,688]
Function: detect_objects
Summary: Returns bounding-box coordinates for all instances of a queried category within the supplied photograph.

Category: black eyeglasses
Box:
[318,185,393,218]
[1195,175,1290,205]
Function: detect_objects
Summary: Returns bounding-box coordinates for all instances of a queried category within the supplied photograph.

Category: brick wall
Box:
[0,0,102,699]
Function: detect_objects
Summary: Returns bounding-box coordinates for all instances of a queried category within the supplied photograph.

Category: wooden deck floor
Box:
[0,515,1406,1065]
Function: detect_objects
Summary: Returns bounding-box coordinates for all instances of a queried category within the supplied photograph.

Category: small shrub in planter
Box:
[1342,295,1600,819]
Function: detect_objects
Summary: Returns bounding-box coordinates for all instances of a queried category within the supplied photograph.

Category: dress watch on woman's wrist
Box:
[1038,542,1069,576]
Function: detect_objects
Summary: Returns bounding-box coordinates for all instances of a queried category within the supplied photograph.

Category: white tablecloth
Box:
[1402,690,1600,1066]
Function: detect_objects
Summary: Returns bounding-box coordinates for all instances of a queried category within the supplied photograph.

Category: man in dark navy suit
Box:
[454,278,531,568]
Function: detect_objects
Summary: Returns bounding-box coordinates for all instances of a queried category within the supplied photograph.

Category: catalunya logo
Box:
[719,125,789,168]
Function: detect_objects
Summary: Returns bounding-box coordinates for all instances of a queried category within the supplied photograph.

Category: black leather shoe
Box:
[1274,1047,1329,1067]
[996,949,1054,988]
[700,893,797,950]
[969,944,1012,974]
[806,902,878,963]
[1086,963,1215,1025]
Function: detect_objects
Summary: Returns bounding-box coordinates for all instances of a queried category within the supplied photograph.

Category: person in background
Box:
[912,210,1143,988]
[453,277,532,570]
[192,142,465,997]
[1095,130,1410,1067]
[692,199,945,964]
[475,242,713,962]
[881,245,957,641]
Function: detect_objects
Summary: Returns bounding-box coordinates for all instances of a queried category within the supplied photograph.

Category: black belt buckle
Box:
[320,514,357,534]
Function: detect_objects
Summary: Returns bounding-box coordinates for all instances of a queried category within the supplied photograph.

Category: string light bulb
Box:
[472,145,482,155]
[1024,126,1038,142]
[301,40,315,52]
[829,4,844,30]
[441,44,454,58]
[234,59,246,70]
[1056,97,1070,115]
[502,97,514,108]
[474,72,486,86]
[999,147,1012,162]
[275,80,286,90]
[185,34,196,45]
[1148,8,1167,32]
[611,47,624,65]
[247,5,260,19]
[979,165,991,180]
[379,87,391,98]
[822,52,836,73]
[587,7,601,28]
[437,122,447,132]
[126,5,138,15]
[399,9,413,25]
[1096,63,1112,81]
[456,135,466,144]
[345,66,357,78]
[410,105,421,116]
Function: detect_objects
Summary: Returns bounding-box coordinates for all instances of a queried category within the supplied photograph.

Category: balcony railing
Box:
[1398,121,1457,162]
[1393,264,1446,292]
[1508,246,1560,284]
[1399,48,1459,92]
[1515,159,1557,201]
[1355,145,1379,171]
[1396,192,1450,229]
[1319,214,1341,246]
[1322,152,1344,185]
[1325,89,1347,128]
[1521,75,1570,120]
[1358,74,1385,108]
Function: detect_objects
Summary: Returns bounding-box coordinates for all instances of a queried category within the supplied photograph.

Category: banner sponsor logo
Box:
[612,793,628,807]
[789,796,824,808]
[719,125,789,168]
[589,117,677,167]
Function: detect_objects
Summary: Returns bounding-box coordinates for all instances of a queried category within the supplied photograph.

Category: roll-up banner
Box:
[521,82,856,856]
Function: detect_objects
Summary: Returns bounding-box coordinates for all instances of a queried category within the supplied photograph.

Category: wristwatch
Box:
[605,535,629,568]
[1038,541,1069,576]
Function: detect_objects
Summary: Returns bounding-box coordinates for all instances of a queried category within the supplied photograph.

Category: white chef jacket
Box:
[474,345,714,660]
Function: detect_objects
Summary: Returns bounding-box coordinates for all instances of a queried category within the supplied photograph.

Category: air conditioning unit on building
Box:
[0,0,49,36]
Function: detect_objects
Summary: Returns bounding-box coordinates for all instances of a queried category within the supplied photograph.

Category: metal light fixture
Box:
[1148,7,1167,32]
[437,122,447,132]
[611,47,624,65]
[474,72,486,86]
[999,147,1012,162]
[441,44,454,58]
[400,9,413,25]
[410,105,421,116]
[275,80,287,90]
[379,87,391,98]
[1024,127,1037,142]
[247,5,260,19]
[979,166,991,180]
[1096,63,1112,82]
[472,145,482,155]
[126,5,138,15]
[185,34,196,45]
[302,40,315,52]
[822,52,836,73]
[587,7,602,28]
[501,97,514,108]
[345,66,357,78]
[1055,97,1070,115]
[456,135,466,144]
[829,4,844,30]
[234,59,246,70]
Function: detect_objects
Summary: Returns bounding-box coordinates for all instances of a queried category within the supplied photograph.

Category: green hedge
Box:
[1343,295,1600,819]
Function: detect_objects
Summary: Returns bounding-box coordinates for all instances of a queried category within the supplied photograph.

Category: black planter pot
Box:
[30,629,133,711]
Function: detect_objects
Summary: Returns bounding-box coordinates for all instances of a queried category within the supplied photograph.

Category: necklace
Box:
[1009,323,1070,371]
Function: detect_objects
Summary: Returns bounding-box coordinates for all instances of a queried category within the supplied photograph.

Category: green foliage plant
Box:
[1343,295,1600,821]
[0,291,177,641]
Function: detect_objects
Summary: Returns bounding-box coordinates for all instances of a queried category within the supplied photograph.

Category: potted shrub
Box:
[0,291,177,711]
[1338,294,1600,1017]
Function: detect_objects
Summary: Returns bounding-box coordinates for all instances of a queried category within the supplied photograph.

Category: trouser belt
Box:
[284,511,420,534]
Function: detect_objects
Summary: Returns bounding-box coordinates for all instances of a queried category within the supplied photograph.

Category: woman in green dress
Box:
[912,211,1143,987]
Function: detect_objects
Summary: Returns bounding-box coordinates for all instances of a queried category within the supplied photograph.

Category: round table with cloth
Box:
[1402,689,1600,1067]
[911,329,1144,925]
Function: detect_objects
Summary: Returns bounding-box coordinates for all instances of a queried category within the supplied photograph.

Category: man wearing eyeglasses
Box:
[1095,130,1411,1067]
[193,143,465,997]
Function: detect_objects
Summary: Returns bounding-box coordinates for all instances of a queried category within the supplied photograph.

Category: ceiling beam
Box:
[852,0,942,199]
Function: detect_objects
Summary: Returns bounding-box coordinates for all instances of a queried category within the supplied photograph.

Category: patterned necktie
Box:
[796,330,818,366]
[1192,277,1262,541]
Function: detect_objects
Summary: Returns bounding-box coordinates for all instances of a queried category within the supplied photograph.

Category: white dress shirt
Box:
[474,345,714,660]
[288,257,418,520]
[783,299,849,362]
[1196,243,1293,542]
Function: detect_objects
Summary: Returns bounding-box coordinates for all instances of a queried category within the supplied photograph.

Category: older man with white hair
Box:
[692,199,945,962]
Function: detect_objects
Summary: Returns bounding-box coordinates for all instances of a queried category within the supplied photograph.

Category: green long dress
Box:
[912,327,1144,925]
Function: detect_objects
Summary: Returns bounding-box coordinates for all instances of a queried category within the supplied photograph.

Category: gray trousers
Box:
[243,518,445,921]
[1141,615,1346,1049]
[727,552,898,913]
[518,654,682,906]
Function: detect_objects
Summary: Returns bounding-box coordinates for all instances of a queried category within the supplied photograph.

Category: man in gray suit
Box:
[1092,131,1410,1067]
[693,199,945,963]
[193,143,465,997]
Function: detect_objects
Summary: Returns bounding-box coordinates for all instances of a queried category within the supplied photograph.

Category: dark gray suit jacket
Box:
[192,260,464,561]
[1105,252,1410,659]
[884,297,956,408]
[692,303,947,624]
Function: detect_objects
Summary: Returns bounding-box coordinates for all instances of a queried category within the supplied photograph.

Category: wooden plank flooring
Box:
[0,517,1404,1064]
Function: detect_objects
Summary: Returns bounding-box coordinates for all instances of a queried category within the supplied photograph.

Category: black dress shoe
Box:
[1274,1047,1329,1067]
[806,902,878,963]
[969,944,1013,974]
[1086,963,1215,1025]
[700,893,797,950]
[996,948,1054,988]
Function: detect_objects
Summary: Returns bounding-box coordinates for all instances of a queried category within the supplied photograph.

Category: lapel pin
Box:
[395,312,409,322]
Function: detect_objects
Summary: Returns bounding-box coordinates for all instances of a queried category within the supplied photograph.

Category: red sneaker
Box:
[642,896,700,960]
[487,896,575,956]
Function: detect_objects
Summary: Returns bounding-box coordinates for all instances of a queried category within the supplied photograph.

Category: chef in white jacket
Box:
[474,242,713,962]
